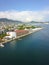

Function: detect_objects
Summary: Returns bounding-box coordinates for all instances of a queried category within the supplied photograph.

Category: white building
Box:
[5,32,16,39]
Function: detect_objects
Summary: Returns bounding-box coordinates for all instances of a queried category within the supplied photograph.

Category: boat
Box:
[0,43,4,47]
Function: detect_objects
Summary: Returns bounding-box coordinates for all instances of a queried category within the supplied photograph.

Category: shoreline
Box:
[1,28,43,45]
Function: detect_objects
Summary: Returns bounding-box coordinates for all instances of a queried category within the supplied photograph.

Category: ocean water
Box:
[0,23,49,65]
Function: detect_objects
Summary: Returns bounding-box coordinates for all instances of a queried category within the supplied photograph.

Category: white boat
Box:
[0,43,4,47]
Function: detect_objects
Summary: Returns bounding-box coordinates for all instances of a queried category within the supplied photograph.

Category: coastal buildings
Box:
[15,30,29,36]
[5,32,16,38]
[0,22,42,45]
[0,29,5,34]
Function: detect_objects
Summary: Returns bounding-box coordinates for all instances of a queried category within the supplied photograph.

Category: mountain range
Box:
[0,18,22,23]
[0,18,48,23]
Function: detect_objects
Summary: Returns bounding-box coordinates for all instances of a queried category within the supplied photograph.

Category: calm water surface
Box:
[0,23,49,65]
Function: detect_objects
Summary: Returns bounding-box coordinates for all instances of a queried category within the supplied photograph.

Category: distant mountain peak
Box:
[0,18,22,23]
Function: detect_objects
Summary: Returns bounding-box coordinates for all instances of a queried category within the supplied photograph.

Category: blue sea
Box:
[0,23,49,65]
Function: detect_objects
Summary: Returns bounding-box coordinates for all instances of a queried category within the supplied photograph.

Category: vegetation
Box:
[17,24,36,30]
[0,33,6,39]
[31,26,36,29]
[18,25,25,30]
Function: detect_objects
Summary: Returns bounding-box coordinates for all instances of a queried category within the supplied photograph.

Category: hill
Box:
[0,18,22,23]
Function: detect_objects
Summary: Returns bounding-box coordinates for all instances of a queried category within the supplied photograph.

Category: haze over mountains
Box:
[0,18,49,23]
[0,18,36,23]
[0,18,22,23]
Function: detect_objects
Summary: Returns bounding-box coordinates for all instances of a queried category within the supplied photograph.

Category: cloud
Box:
[0,10,49,22]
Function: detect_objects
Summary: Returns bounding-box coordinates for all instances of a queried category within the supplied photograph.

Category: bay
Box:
[0,23,49,65]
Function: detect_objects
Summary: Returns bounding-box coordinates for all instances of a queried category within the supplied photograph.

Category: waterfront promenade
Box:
[2,28,42,45]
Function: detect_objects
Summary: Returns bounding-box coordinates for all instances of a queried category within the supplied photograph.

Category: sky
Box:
[0,0,49,22]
